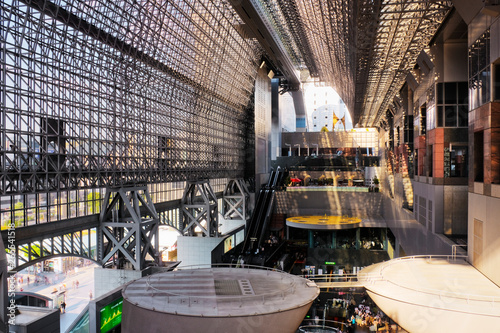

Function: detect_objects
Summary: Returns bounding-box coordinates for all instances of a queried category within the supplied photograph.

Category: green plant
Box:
[373,176,379,185]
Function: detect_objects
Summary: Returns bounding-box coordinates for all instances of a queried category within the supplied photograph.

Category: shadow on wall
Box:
[275,192,384,218]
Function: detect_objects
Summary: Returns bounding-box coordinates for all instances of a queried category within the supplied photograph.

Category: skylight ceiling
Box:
[259,0,452,127]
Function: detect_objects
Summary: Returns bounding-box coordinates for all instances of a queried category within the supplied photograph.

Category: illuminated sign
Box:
[100,297,123,333]
[325,261,336,265]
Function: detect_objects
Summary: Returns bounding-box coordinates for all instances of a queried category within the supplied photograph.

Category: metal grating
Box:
[214,279,254,296]
[214,279,242,296]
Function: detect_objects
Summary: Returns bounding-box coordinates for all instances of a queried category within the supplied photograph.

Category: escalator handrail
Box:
[257,189,276,249]
[241,188,267,253]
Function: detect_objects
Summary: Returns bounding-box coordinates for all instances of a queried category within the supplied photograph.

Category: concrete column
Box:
[395,238,400,258]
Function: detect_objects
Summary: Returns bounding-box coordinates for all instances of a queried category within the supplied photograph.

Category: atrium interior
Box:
[1,0,500,332]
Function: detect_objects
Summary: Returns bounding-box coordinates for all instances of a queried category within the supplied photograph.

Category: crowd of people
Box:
[308,294,396,333]
[347,303,390,332]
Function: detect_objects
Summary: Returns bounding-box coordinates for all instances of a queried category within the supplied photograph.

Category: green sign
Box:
[325,261,336,265]
[100,297,123,333]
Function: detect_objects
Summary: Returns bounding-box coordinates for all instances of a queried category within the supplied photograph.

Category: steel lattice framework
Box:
[260,0,451,127]
[1,0,261,197]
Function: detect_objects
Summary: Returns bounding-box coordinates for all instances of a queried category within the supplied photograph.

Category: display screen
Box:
[100,297,123,333]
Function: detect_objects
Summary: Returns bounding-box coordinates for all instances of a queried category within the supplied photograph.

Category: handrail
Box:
[451,244,467,260]
[139,264,307,306]
[302,273,359,284]
[298,319,344,332]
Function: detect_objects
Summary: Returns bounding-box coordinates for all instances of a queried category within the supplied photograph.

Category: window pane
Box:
[437,83,443,104]
[480,68,490,105]
[458,105,468,127]
[495,64,500,101]
[445,82,457,104]
[437,106,443,127]
[458,82,468,104]
[471,48,478,77]
[445,106,457,127]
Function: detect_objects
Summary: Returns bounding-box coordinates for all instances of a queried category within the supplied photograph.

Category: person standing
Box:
[60,301,66,313]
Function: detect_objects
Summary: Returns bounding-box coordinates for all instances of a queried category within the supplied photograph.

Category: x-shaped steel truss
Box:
[99,186,159,270]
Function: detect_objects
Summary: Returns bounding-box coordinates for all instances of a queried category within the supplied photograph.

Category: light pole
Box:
[304,143,310,156]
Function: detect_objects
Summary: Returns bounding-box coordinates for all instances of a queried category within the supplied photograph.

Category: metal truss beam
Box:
[11,227,98,272]
[99,186,159,270]
[1,0,261,197]
[230,0,301,91]
[181,180,218,237]
[0,238,8,333]
[222,178,250,221]
[256,0,451,127]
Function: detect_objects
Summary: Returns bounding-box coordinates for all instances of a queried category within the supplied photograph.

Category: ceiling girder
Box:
[257,0,452,127]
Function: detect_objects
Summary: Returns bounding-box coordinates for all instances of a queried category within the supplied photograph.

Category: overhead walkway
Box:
[304,274,364,289]
[357,255,500,333]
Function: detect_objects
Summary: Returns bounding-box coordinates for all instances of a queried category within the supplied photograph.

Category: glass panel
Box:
[39,207,47,223]
[27,194,37,208]
[451,146,468,177]
[479,39,487,71]
[495,64,500,101]
[458,82,468,104]
[444,82,456,104]
[437,106,443,127]
[26,209,36,225]
[60,204,67,220]
[445,106,457,127]
[458,105,468,127]
[436,83,443,104]
[50,192,58,205]
[481,68,490,105]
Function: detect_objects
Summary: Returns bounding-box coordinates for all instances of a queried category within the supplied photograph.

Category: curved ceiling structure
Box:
[255,0,453,127]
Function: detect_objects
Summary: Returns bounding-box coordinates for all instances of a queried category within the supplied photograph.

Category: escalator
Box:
[241,169,282,254]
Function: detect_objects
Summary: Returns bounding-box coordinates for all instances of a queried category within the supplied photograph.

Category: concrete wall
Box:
[468,191,500,286]
[276,183,455,256]
[94,268,141,299]
[382,194,455,256]
[122,298,313,333]
[10,306,60,333]
[218,217,246,235]
[275,191,384,218]
[176,236,223,268]
[412,181,468,236]
[443,185,468,235]
[412,180,444,233]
